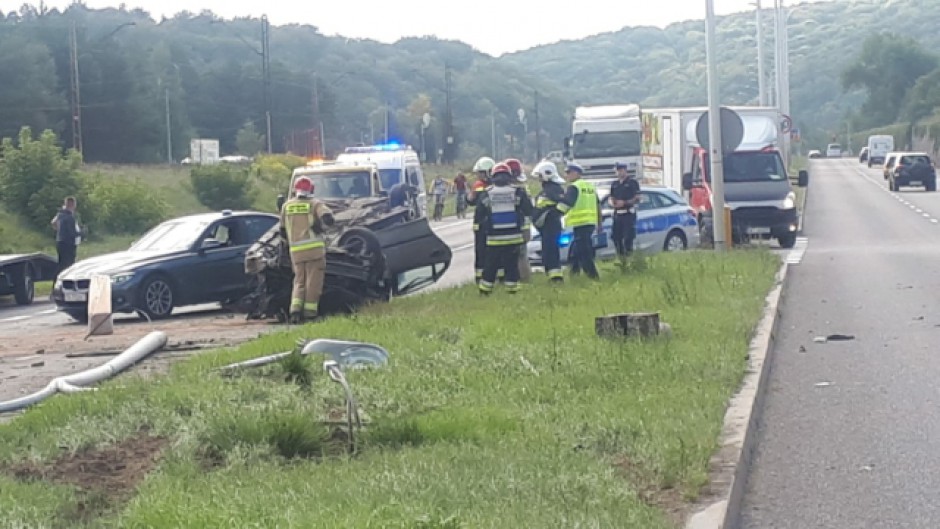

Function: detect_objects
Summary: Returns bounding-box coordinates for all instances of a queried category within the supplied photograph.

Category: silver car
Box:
[527,186,700,266]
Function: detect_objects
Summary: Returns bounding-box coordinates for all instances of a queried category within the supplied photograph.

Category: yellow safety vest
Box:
[281,197,328,261]
[564,179,598,228]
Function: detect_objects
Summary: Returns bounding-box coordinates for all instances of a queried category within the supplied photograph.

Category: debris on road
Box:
[813,334,856,344]
[815,382,833,388]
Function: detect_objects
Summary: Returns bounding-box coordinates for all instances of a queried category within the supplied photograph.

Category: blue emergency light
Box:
[558,233,573,246]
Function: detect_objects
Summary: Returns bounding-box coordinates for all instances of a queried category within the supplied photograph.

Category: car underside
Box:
[226,196,452,320]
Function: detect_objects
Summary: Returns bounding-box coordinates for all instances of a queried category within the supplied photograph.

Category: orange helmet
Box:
[294,176,314,194]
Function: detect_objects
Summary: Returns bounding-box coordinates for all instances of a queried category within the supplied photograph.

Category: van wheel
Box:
[778,233,797,249]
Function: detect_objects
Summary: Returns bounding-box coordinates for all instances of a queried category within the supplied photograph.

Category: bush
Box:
[190,164,256,211]
[83,175,168,235]
[0,127,82,230]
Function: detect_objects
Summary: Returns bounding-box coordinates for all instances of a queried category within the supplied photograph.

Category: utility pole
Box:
[384,101,389,143]
[165,87,172,163]
[534,90,542,160]
[68,20,83,154]
[491,110,497,159]
[261,15,272,153]
[311,72,321,157]
[443,63,454,164]
[705,0,727,251]
[755,0,767,106]
[774,0,791,168]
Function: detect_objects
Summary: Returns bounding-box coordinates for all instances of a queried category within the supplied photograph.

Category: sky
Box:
[0,0,834,56]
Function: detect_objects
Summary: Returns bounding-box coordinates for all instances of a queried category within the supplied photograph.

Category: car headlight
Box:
[54,279,63,290]
[110,273,135,285]
[782,192,796,210]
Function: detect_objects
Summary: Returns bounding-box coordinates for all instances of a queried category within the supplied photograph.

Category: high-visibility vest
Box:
[484,185,523,246]
[564,179,598,228]
[281,197,327,261]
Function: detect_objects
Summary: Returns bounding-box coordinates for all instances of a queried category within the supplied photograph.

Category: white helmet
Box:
[533,161,564,184]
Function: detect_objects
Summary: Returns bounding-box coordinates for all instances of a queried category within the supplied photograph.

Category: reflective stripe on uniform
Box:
[536,197,557,208]
[547,269,563,279]
[290,298,303,311]
[487,234,523,246]
[504,281,520,292]
[478,280,494,292]
[475,269,483,278]
[285,202,312,215]
[473,223,480,232]
[303,302,318,313]
[565,179,598,227]
[289,238,325,253]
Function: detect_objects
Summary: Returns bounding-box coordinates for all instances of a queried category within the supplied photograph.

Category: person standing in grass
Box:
[50,196,81,282]
[558,163,601,280]
[477,162,533,295]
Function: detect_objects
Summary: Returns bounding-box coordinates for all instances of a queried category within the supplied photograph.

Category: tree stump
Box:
[595,312,661,338]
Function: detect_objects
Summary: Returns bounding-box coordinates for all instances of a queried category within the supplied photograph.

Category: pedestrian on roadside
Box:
[609,161,641,260]
[50,196,81,282]
[453,172,468,219]
[476,162,533,295]
[558,163,601,280]
[531,161,567,283]
[431,175,448,221]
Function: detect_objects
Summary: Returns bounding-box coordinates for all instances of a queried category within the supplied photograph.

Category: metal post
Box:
[165,87,172,163]
[443,63,454,163]
[312,72,321,157]
[534,90,542,160]
[384,102,389,143]
[319,121,326,157]
[69,20,83,154]
[756,0,767,106]
[491,110,497,158]
[779,0,791,168]
[261,15,272,153]
[706,0,727,251]
[773,0,781,109]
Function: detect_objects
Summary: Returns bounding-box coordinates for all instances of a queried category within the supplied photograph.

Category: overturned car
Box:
[229,162,452,320]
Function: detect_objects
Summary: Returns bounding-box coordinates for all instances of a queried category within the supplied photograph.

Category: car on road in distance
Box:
[887,152,936,192]
[53,211,279,322]
[859,147,869,163]
[867,134,894,167]
[808,150,822,159]
[826,144,842,158]
[527,186,699,266]
[883,152,900,180]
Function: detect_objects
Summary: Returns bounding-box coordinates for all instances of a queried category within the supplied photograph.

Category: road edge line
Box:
[684,260,789,529]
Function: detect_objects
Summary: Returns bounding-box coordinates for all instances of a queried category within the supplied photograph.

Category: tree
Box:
[190,164,255,210]
[235,120,264,155]
[0,36,66,141]
[841,34,939,129]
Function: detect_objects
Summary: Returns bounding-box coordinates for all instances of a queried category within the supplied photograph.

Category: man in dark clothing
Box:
[387,182,410,209]
[558,163,601,280]
[476,162,534,294]
[531,161,567,283]
[609,161,641,258]
[51,196,80,282]
[453,173,468,218]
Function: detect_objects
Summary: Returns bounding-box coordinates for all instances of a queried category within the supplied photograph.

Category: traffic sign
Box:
[695,107,744,154]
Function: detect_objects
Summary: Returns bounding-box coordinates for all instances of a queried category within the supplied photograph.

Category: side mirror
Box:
[682,172,694,191]
[276,194,286,212]
[798,170,809,187]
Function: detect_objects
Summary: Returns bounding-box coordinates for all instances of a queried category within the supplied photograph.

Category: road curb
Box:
[684,261,789,529]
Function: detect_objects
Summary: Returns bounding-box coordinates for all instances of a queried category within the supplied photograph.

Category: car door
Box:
[187,218,251,303]
[634,192,660,252]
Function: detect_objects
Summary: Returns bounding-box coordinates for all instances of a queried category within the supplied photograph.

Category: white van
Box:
[826,144,842,158]
[866,135,894,167]
[336,144,428,218]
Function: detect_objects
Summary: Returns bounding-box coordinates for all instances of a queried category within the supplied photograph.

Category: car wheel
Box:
[663,230,688,252]
[65,309,88,324]
[140,275,175,319]
[338,228,385,277]
[927,179,937,192]
[12,263,34,306]
[778,233,797,249]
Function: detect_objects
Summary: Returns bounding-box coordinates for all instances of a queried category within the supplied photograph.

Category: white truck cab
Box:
[564,104,644,191]
[336,143,427,218]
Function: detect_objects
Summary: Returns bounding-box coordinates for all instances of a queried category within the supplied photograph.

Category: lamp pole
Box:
[705,0,727,251]
[755,0,768,106]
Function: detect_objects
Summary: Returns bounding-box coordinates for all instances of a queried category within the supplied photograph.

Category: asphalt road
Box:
[740,158,940,528]
[0,217,476,334]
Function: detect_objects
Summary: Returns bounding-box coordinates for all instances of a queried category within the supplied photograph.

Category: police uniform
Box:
[609,175,640,257]
[477,174,534,294]
[532,180,566,281]
[280,193,333,321]
[558,176,600,279]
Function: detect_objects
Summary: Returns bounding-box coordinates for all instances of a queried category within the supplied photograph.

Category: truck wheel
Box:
[12,263,34,306]
[778,233,797,249]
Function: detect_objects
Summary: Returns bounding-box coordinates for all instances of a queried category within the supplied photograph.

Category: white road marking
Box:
[0,316,29,323]
[452,243,475,252]
[785,237,809,265]
[857,168,940,226]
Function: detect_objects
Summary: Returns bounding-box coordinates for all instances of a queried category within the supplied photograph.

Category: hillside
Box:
[502,0,940,150]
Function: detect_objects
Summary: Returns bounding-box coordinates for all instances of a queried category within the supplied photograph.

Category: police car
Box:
[527,186,699,266]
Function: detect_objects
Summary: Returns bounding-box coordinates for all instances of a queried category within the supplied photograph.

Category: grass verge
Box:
[0,251,780,527]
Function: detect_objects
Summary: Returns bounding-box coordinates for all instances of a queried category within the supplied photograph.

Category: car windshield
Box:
[129,219,209,252]
[377,169,401,191]
[722,152,788,183]
[571,130,641,158]
[303,171,373,199]
[828,144,841,150]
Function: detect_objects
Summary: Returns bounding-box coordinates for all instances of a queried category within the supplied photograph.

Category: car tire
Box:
[66,309,88,324]
[12,263,34,306]
[139,274,175,320]
[778,233,797,249]
[927,179,937,192]
[663,230,688,252]
[338,228,385,278]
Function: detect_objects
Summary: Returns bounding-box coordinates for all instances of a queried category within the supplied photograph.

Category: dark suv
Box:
[888,153,936,192]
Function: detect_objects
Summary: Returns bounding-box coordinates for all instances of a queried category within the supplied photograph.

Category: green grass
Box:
[0,251,779,527]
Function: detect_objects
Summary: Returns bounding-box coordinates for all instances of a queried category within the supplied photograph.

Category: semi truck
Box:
[564,104,643,189]
[641,106,807,249]
[0,253,58,305]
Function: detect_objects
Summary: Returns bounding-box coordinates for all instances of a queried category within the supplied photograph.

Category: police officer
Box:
[558,163,601,279]
[531,161,567,283]
[468,156,495,282]
[477,162,533,295]
[280,176,335,324]
[504,158,533,283]
[609,161,641,259]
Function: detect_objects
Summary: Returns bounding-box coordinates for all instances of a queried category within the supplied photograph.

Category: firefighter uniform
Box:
[477,173,534,294]
[558,174,600,279]
[514,183,533,283]
[532,180,567,282]
[467,178,489,281]
[280,194,333,321]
